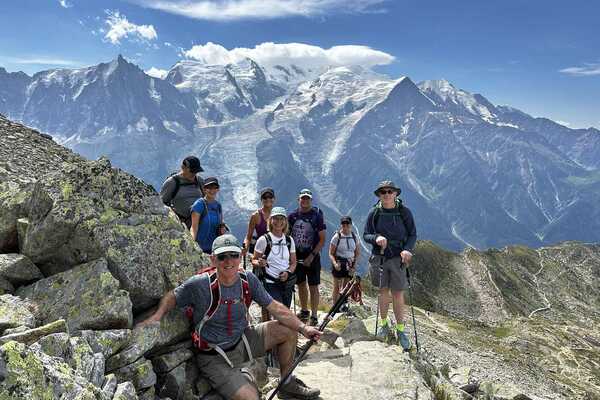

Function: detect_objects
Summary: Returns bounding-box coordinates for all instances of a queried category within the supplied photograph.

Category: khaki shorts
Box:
[369,255,408,291]
[196,323,268,399]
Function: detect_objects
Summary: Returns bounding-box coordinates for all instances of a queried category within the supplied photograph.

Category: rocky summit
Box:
[1,114,599,400]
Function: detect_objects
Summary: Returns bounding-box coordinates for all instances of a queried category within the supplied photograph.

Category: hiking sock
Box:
[395,322,405,333]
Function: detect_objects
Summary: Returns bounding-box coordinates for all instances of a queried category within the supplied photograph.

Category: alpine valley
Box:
[1,55,600,251]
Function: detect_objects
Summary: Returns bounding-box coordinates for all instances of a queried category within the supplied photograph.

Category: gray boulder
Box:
[0,181,34,253]
[112,382,138,400]
[0,294,36,333]
[288,340,432,399]
[106,324,160,372]
[151,347,193,374]
[101,374,118,399]
[0,254,42,286]
[0,319,67,345]
[113,357,157,391]
[0,276,13,295]
[79,329,132,359]
[17,258,133,331]
[0,340,105,399]
[156,362,186,400]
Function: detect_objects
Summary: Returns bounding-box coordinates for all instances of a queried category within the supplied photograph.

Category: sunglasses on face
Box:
[217,253,240,261]
[261,195,274,200]
[379,189,395,195]
[205,185,219,190]
[341,222,351,225]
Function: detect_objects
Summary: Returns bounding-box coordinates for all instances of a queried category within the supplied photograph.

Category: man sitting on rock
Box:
[139,234,321,400]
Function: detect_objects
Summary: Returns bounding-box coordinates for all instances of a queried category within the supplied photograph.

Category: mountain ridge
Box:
[1,56,599,251]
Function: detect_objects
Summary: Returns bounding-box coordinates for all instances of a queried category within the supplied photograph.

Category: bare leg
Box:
[332,278,340,304]
[297,281,309,311]
[379,288,391,320]
[231,384,259,400]
[391,290,406,324]
[263,321,297,377]
[309,285,319,316]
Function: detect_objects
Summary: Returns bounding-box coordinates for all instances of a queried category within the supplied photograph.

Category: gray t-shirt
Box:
[174,271,273,348]
[160,174,203,218]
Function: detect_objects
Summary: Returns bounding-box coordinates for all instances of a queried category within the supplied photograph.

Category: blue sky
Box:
[1,0,599,128]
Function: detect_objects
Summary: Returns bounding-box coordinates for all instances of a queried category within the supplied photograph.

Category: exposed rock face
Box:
[0,254,42,286]
[0,294,36,333]
[17,258,133,331]
[0,340,105,399]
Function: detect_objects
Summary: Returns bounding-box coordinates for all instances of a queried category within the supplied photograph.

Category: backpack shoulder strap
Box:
[171,175,182,200]
[262,233,273,259]
[334,230,342,249]
[285,235,292,252]
[238,270,252,307]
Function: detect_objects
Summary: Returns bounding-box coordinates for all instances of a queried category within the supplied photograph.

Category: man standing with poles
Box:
[363,180,417,351]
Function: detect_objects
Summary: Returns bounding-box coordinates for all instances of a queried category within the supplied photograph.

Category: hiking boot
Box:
[278,376,320,399]
[376,324,391,340]
[309,316,318,326]
[296,309,310,322]
[396,330,411,351]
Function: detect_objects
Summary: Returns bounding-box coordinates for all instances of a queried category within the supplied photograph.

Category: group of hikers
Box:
[149,155,417,400]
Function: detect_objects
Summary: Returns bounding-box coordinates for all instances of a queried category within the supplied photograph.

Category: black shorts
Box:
[331,258,352,279]
[295,252,321,286]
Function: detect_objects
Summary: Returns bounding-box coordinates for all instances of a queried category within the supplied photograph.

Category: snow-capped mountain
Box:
[1,56,599,251]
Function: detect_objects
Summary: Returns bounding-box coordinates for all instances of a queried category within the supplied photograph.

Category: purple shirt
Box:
[288,207,326,254]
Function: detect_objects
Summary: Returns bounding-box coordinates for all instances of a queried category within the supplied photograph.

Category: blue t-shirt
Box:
[174,271,273,348]
[191,198,222,253]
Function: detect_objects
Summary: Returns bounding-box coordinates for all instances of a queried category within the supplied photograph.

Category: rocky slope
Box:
[1,115,599,399]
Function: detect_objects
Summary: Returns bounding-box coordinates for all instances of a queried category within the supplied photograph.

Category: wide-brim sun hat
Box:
[374,180,401,196]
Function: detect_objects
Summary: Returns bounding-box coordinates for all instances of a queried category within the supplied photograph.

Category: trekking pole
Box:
[374,248,384,336]
[405,266,420,353]
[268,277,359,400]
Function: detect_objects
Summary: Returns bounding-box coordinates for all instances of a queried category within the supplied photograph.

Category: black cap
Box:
[260,187,275,198]
[374,180,401,196]
[340,216,352,224]
[203,177,219,188]
[182,156,203,173]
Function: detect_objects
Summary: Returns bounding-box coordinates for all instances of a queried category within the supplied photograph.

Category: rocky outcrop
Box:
[17,258,133,331]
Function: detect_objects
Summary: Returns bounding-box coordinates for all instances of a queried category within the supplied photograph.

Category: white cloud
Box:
[1,56,81,67]
[59,0,73,8]
[132,0,386,21]
[183,42,395,70]
[559,62,600,77]
[145,67,168,79]
[104,10,158,45]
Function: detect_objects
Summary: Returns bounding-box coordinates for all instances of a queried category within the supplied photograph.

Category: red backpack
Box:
[184,266,252,351]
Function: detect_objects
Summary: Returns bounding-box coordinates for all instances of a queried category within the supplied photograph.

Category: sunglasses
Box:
[261,195,274,200]
[217,253,240,261]
[204,185,219,190]
[341,221,351,225]
[379,189,395,195]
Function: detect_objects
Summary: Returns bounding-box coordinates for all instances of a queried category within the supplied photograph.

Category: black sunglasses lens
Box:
[217,253,240,261]
[262,195,274,200]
